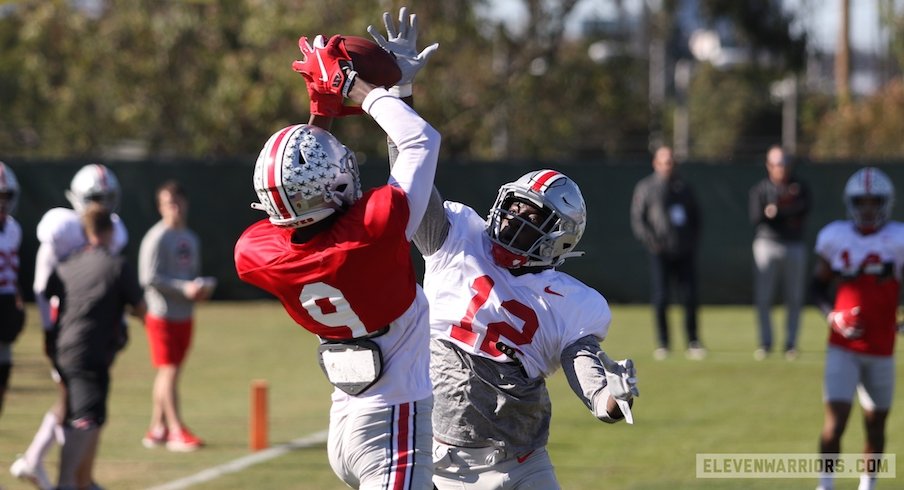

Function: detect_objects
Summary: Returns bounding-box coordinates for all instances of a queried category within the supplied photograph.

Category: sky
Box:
[482,0,885,53]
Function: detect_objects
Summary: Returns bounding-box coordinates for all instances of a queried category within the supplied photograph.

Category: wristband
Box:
[388,84,412,98]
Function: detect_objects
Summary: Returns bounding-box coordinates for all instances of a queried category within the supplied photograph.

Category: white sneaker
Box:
[10,456,53,490]
[753,348,768,361]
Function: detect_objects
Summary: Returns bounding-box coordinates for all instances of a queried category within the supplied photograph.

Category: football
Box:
[342,35,402,89]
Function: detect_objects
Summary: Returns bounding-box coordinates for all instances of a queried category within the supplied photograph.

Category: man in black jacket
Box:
[748,145,811,361]
[630,146,704,360]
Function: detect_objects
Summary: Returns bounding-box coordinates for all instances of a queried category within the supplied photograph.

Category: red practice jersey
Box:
[235,185,416,340]
[815,220,904,356]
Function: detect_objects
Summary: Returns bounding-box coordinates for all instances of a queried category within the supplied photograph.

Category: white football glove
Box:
[827,306,863,339]
[598,351,639,424]
[367,6,439,97]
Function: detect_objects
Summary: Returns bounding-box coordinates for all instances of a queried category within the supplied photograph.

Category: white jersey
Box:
[424,202,610,379]
[33,207,128,294]
[33,207,128,329]
[815,220,904,281]
[815,220,904,356]
[0,216,22,295]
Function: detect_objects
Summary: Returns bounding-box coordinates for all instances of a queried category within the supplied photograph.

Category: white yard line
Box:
[145,429,329,490]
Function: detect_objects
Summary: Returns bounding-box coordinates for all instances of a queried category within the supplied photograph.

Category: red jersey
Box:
[235,185,416,340]
[815,220,904,356]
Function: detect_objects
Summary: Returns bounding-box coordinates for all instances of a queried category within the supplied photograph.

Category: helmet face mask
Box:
[66,164,121,214]
[0,162,20,216]
[843,167,895,233]
[252,125,361,228]
[487,170,586,268]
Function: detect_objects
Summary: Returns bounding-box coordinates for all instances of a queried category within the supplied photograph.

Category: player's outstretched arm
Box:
[562,336,637,424]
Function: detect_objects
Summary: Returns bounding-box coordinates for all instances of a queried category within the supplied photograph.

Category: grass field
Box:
[1,302,902,490]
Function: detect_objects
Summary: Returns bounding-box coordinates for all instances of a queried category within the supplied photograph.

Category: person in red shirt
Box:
[811,167,904,490]
[235,17,440,489]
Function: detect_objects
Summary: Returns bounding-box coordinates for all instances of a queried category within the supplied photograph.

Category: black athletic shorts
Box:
[58,364,110,427]
[0,294,25,344]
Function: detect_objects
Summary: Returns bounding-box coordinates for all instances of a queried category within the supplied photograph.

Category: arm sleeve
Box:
[561,335,623,424]
[385,118,449,256]
[363,88,441,241]
[411,189,450,256]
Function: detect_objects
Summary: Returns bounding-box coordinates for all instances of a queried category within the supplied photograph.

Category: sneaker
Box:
[784,348,799,361]
[653,347,669,361]
[166,427,204,452]
[142,427,168,448]
[10,456,53,490]
[753,348,768,361]
[686,342,707,360]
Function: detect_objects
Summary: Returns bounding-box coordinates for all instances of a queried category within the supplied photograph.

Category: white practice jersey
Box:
[815,220,904,356]
[815,220,904,281]
[33,207,128,294]
[0,216,22,295]
[424,202,610,379]
[422,201,612,454]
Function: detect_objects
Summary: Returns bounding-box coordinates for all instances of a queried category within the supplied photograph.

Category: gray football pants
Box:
[752,238,808,351]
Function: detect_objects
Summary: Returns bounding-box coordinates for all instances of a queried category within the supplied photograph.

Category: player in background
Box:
[11,164,127,490]
[0,162,25,417]
[46,203,146,490]
[234,18,440,489]
[811,167,904,490]
[139,180,215,452]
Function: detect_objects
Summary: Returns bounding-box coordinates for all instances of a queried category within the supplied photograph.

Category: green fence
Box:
[6,159,902,304]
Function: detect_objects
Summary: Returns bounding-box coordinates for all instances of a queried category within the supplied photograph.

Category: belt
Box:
[319,325,390,343]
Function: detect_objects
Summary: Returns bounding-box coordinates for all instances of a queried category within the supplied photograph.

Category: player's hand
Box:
[292,34,357,97]
[293,35,363,117]
[598,351,639,400]
[367,6,439,96]
[828,307,863,339]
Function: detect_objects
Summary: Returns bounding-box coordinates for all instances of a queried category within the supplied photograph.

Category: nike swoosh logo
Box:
[517,450,535,463]
[315,50,329,82]
[544,286,563,297]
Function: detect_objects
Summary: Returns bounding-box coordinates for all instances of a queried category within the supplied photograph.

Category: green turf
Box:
[2,302,902,489]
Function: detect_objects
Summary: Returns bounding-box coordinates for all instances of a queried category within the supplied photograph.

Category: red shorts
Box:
[145,314,194,367]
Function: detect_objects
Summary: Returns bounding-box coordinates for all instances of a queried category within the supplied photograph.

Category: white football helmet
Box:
[487,169,587,268]
[0,161,20,216]
[66,164,121,214]
[844,167,894,232]
[251,124,361,228]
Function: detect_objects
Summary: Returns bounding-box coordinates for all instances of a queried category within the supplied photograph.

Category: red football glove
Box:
[828,306,863,339]
[293,35,358,96]
[292,35,363,117]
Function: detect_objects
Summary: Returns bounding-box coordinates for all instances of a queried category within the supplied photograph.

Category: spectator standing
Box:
[12,163,126,490]
[630,146,704,360]
[811,167,903,490]
[138,180,214,451]
[749,145,811,361]
[45,203,146,490]
[0,162,25,416]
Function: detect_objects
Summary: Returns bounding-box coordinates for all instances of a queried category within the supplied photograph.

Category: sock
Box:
[818,472,834,490]
[858,474,877,490]
[24,411,60,465]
